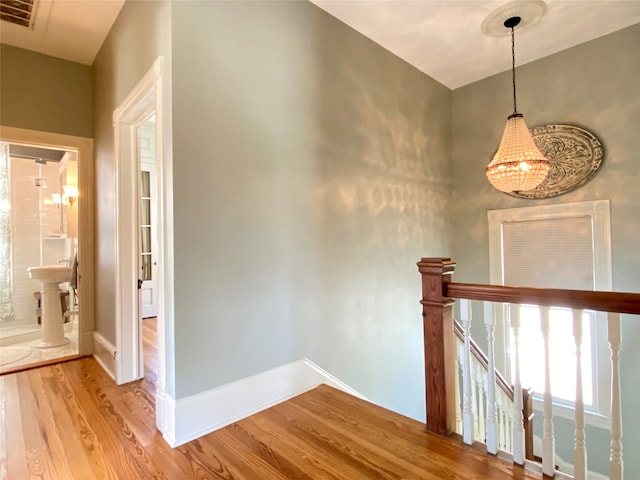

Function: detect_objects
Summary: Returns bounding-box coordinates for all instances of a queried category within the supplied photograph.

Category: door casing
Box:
[113,56,172,436]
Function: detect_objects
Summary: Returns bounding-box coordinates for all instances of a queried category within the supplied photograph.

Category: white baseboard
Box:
[79,330,94,355]
[156,387,176,446]
[303,359,369,400]
[92,332,116,381]
[165,357,365,447]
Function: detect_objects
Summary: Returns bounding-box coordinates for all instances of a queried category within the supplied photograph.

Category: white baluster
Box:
[540,306,556,476]
[608,312,623,480]
[510,304,525,465]
[476,363,486,442]
[573,309,587,480]
[455,340,463,434]
[496,388,513,453]
[471,359,480,440]
[505,405,514,454]
[497,396,505,450]
[484,302,498,454]
[461,299,474,445]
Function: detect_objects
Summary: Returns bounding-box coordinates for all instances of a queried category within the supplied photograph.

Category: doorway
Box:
[0,126,95,375]
[112,56,170,435]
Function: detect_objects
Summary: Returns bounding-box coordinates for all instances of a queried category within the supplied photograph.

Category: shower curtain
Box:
[0,142,15,324]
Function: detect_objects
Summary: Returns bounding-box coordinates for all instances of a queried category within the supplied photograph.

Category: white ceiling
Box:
[310,0,640,89]
[0,0,125,65]
[1,0,639,87]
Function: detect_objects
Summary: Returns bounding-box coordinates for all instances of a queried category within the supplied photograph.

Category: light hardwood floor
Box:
[1,318,543,479]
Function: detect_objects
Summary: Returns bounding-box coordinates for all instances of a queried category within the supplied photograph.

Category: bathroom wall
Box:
[9,157,69,326]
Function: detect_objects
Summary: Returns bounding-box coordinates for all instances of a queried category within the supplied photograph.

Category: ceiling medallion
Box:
[506,124,605,199]
[481,0,546,37]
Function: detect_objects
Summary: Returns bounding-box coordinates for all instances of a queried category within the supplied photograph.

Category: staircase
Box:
[418,257,640,480]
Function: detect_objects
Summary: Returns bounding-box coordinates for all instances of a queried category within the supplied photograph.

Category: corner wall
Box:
[171,0,452,421]
[451,25,640,477]
[92,0,173,390]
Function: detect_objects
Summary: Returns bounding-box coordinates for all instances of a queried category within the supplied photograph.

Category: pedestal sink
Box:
[28,265,72,348]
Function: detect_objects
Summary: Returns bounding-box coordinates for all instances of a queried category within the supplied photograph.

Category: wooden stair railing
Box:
[453,320,512,404]
[453,320,535,460]
[418,257,640,480]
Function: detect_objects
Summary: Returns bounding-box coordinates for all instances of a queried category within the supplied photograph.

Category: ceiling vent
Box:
[0,0,36,28]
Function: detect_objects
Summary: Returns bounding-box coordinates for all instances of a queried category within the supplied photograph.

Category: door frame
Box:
[0,126,95,354]
[112,56,170,439]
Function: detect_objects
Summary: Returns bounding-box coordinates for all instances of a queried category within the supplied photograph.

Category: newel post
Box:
[417,257,456,436]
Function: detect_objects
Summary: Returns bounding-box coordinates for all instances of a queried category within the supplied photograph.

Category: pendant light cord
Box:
[511,26,518,115]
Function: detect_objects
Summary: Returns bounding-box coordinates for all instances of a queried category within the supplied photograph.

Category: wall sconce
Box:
[63,185,78,207]
[51,193,62,209]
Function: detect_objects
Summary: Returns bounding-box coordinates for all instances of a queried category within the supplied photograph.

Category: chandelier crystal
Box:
[486,16,549,194]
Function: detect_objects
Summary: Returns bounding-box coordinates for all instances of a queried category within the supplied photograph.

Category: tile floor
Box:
[0,320,78,374]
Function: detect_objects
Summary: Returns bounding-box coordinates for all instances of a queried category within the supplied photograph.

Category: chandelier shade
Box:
[486,113,550,193]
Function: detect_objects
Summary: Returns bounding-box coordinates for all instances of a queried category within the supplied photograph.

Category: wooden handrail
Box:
[446,283,640,315]
[417,258,638,455]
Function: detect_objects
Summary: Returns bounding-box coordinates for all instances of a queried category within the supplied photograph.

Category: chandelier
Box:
[485,15,550,194]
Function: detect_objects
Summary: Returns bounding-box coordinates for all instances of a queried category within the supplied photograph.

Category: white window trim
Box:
[488,200,612,429]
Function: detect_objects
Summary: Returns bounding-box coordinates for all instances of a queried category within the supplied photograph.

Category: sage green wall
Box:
[92,0,172,388]
[171,0,451,420]
[451,25,640,477]
[0,44,92,137]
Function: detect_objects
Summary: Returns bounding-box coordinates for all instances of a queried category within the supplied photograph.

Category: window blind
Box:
[502,216,595,290]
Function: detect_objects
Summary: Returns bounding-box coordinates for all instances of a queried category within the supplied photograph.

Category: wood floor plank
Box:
[269,399,413,480]
[38,366,97,480]
[255,401,400,480]
[240,409,378,480]
[280,396,445,479]
[176,438,243,479]
[3,374,28,480]
[73,360,169,480]
[202,424,300,480]
[140,433,202,480]
[293,385,540,480]
[48,364,117,479]
[0,376,6,480]
[104,387,157,448]
[225,419,327,480]
[62,360,157,480]
[289,387,469,479]
[23,367,75,479]
[189,429,285,480]
[16,370,57,480]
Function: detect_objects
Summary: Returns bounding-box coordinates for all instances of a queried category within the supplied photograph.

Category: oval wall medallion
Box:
[507,124,605,199]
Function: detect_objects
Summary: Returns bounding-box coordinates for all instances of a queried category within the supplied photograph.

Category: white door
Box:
[139,122,158,318]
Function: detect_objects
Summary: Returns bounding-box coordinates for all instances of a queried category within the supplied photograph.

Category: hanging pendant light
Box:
[486,16,549,194]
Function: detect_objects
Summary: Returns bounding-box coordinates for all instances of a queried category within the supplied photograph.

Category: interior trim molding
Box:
[156,388,176,447]
[112,56,168,394]
[92,332,116,381]
[164,358,366,447]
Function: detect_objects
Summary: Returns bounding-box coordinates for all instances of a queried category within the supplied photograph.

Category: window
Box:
[488,200,612,426]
